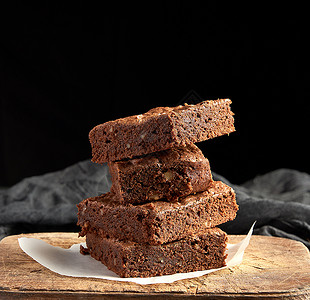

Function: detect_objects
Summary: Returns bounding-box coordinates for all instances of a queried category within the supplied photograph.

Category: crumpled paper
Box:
[18,223,254,285]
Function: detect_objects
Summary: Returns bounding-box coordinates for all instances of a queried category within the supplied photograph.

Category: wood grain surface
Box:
[0,232,309,299]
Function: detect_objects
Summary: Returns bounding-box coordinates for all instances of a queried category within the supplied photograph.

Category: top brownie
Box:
[89,99,235,163]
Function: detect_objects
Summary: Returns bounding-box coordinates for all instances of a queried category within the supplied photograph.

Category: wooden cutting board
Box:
[0,233,309,299]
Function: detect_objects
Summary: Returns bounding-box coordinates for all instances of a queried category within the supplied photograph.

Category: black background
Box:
[0,2,309,186]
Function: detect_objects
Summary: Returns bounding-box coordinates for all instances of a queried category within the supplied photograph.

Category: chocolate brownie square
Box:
[108,144,212,204]
[77,181,238,245]
[89,99,235,163]
[82,227,228,278]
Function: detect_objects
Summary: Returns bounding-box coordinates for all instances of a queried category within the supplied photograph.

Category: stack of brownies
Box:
[77,99,238,278]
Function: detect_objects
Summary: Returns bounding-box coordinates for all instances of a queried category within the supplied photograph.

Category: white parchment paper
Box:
[18,223,254,285]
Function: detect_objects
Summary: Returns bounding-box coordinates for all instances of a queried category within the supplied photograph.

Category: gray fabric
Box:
[215,170,310,248]
[0,161,309,248]
[0,161,111,238]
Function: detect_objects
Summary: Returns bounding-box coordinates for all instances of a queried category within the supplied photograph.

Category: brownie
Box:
[82,227,228,278]
[108,144,212,204]
[89,99,235,163]
[77,181,238,245]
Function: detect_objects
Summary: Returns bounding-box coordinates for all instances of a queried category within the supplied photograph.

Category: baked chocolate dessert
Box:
[78,98,238,278]
[77,181,238,245]
[81,227,228,278]
[90,99,235,163]
[108,144,212,204]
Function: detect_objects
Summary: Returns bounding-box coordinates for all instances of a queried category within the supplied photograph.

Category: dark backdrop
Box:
[0,2,309,186]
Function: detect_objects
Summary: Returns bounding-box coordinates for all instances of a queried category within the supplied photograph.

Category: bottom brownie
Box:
[82,227,228,278]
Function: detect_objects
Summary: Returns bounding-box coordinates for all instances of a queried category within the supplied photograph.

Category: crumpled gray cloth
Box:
[216,171,310,248]
[0,160,309,248]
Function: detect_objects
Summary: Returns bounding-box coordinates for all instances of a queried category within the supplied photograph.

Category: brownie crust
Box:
[77,181,238,245]
[82,227,228,278]
[108,144,212,204]
[90,99,235,163]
